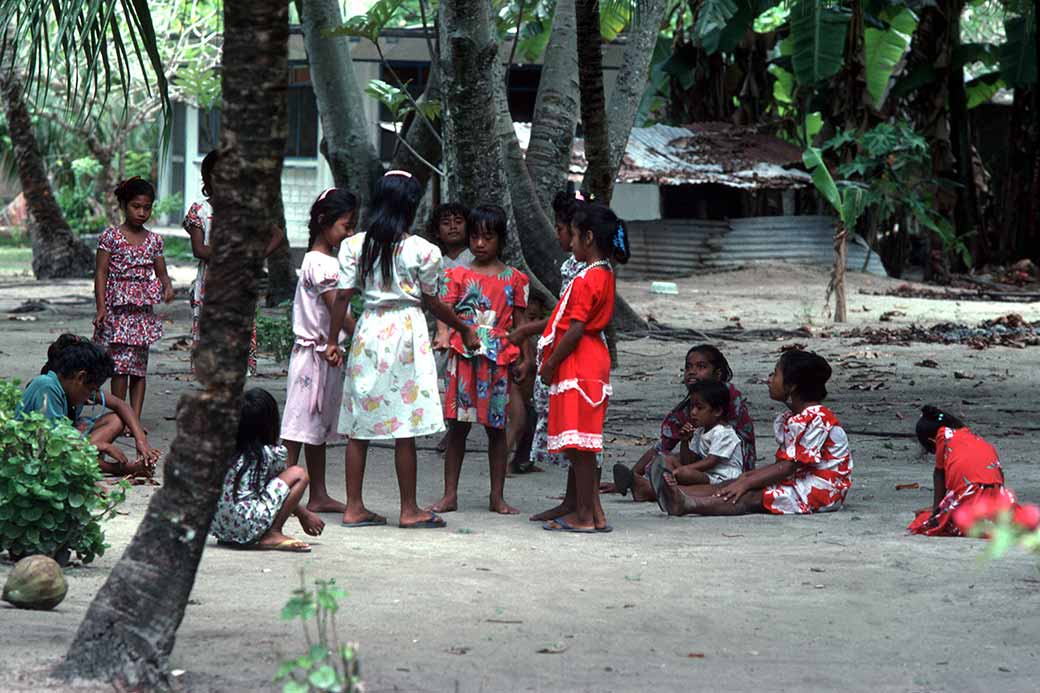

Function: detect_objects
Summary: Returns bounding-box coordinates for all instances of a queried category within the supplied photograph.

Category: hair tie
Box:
[115,175,141,192]
[384,169,413,179]
[317,187,336,202]
[612,221,625,251]
[936,413,944,421]
[575,191,585,202]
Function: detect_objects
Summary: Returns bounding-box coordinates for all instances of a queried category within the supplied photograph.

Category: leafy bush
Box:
[0,379,125,564]
[275,575,362,693]
[55,157,106,236]
[256,303,295,363]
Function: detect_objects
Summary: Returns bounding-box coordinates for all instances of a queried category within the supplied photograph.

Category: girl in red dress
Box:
[907,406,1026,536]
[93,178,174,426]
[431,205,531,515]
[538,204,630,533]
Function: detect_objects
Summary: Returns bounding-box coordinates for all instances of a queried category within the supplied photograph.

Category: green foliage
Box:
[54,157,106,236]
[329,0,409,43]
[163,235,196,263]
[256,304,295,363]
[365,80,441,123]
[275,574,362,693]
[863,7,917,109]
[0,380,126,564]
[788,0,851,86]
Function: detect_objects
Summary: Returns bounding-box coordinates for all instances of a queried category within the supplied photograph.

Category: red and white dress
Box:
[540,261,615,454]
[908,426,1020,537]
[762,405,853,514]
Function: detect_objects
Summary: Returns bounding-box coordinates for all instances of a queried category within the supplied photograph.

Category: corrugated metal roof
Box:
[622,215,888,278]
[515,121,812,190]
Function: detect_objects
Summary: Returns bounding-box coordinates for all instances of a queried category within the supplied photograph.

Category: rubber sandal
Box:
[595,524,614,533]
[341,515,387,528]
[542,518,597,533]
[401,513,446,529]
[612,464,634,497]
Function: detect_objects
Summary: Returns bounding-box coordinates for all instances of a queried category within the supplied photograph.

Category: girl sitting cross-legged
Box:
[655,350,852,517]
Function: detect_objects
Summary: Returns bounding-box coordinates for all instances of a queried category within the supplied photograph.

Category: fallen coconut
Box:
[3,555,68,610]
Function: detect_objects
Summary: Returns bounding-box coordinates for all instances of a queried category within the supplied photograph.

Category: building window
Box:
[506,65,541,123]
[196,64,319,158]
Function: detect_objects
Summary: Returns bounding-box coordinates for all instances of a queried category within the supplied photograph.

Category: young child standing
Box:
[612,344,756,501]
[538,203,630,533]
[280,188,359,515]
[907,406,1026,537]
[183,150,285,376]
[429,205,531,515]
[655,350,853,517]
[324,171,479,529]
[93,177,174,425]
[211,389,323,552]
[654,380,744,487]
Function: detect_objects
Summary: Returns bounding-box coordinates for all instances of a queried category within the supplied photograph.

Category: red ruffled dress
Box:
[908,426,1020,537]
[539,262,615,454]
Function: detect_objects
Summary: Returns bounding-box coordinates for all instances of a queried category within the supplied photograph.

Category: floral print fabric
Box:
[337,233,445,440]
[762,405,853,515]
[93,226,164,348]
[211,444,291,545]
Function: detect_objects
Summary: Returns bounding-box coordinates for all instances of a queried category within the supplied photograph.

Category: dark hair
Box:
[114,177,156,206]
[51,342,114,387]
[689,380,730,417]
[687,344,733,382]
[360,172,423,285]
[425,202,469,245]
[552,183,580,225]
[231,388,282,500]
[308,188,359,250]
[466,204,507,258]
[572,203,630,264]
[915,405,966,453]
[200,150,219,198]
[777,350,831,401]
[42,333,88,375]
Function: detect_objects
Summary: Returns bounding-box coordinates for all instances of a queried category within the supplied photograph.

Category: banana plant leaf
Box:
[863,7,917,109]
[789,0,851,86]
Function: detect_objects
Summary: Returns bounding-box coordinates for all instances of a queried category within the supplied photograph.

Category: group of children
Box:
[14,165,1034,553]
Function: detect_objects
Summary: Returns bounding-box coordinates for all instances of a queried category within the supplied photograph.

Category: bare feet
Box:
[307,496,348,514]
[548,512,595,531]
[599,482,617,494]
[399,508,446,528]
[257,530,310,551]
[490,498,520,515]
[529,502,574,522]
[427,496,458,513]
[660,472,697,516]
[341,508,387,526]
[296,508,325,536]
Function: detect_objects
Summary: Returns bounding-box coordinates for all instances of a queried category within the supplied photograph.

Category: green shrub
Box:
[0,380,125,564]
[256,303,295,363]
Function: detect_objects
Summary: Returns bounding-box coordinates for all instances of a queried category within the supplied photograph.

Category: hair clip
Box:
[574,191,585,202]
[317,187,336,202]
[612,221,625,251]
[384,169,414,179]
[936,413,944,421]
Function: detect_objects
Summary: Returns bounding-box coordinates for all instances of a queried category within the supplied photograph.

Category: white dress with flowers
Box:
[337,233,445,439]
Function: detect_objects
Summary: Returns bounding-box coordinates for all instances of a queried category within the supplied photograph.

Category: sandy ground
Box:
[1,261,1039,692]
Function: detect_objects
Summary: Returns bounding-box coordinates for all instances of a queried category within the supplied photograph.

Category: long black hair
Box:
[466,204,508,258]
[114,177,156,206]
[777,350,832,401]
[572,203,631,264]
[360,172,423,285]
[308,188,359,250]
[687,344,733,383]
[915,405,966,453]
[231,388,282,499]
[200,150,219,198]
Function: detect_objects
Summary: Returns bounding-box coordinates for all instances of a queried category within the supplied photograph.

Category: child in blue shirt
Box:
[18,334,158,477]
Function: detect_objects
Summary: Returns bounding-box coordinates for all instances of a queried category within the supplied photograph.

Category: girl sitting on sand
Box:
[655,350,852,517]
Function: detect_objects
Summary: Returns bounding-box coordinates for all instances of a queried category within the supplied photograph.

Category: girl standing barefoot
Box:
[93,177,173,426]
[280,188,359,514]
[430,205,531,515]
[539,204,630,533]
[324,171,479,529]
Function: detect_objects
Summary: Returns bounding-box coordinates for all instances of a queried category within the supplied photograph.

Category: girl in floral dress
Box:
[907,406,1028,536]
[611,344,756,501]
[212,389,323,552]
[93,178,174,425]
[324,171,479,529]
[429,205,531,515]
[182,150,284,376]
[655,350,853,517]
[538,204,630,533]
[280,188,359,516]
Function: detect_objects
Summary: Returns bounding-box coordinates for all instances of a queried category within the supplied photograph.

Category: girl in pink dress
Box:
[429,205,531,515]
[280,188,359,515]
[93,177,174,425]
[655,350,853,517]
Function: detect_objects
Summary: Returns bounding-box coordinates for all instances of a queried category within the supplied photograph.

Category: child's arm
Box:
[677,422,698,466]
[422,292,479,350]
[323,289,355,367]
[931,469,947,512]
[263,224,286,258]
[539,320,584,385]
[105,391,159,465]
[184,219,212,260]
[509,317,548,346]
[512,303,533,382]
[154,255,175,303]
[714,459,800,503]
[94,249,111,327]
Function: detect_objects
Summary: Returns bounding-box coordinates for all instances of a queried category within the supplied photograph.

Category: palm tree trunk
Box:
[0,50,92,279]
[57,0,289,686]
[575,0,613,203]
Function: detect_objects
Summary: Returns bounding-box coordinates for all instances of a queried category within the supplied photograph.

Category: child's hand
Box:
[99,442,129,467]
[323,344,344,368]
[297,508,325,536]
[136,441,161,467]
[679,422,696,441]
[512,355,529,385]
[94,308,106,327]
[539,360,556,386]
[163,283,175,303]
[432,331,451,351]
[461,326,480,352]
[507,325,527,346]
[714,479,749,504]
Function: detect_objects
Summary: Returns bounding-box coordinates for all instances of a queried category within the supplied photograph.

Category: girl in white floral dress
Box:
[324,171,478,530]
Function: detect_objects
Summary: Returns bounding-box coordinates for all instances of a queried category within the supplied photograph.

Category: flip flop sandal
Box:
[595,524,614,533]
[341,516,388,528]
[401,513,446,529]
[612,464,635,497]
[542,518,597,533]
